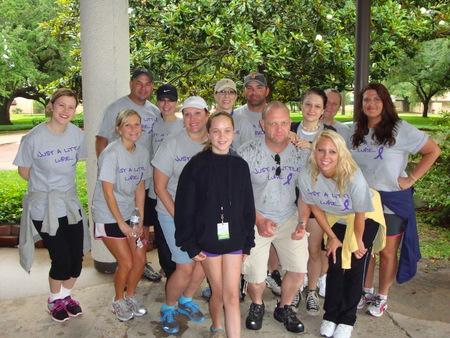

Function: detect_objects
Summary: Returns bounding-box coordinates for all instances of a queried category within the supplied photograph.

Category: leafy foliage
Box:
[0,161,88,224]
[0,0,75,124]
[412,115,450,226]
[387,39,450,117]
[42,0,450,104]
[31,114,84,129]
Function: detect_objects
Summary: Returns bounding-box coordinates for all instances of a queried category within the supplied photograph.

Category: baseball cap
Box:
[215,79,237,93]
[181,96,208,111]
[131,67,154,82]
[156,84,178,101]
[244,72,267,87]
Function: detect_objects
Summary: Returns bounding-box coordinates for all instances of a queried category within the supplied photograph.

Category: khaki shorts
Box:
[242,212,309,284]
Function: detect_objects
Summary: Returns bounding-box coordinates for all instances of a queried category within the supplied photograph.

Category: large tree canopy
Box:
[387,38,450,117]
[5,0,449,120]
[128,0,449,102]
[0,0,74,124]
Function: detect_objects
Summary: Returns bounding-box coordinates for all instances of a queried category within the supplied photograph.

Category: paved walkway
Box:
[0,130,25,171]
[0,247,449,337]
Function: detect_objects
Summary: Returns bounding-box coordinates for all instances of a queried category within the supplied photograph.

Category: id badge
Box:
[217,222,230,240]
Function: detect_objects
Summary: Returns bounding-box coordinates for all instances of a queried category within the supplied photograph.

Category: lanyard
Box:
[211,151,232,223]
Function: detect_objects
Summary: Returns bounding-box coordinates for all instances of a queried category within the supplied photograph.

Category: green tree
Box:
[0,0,74,125]
[45,0,449,104]
[387,39,450,117]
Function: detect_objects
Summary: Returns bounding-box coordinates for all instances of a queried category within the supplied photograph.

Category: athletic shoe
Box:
[62,296,82,317]
[273,303,305,333]
[333,323,353,338]
[245,302,265,330]
[142,263,162,282]
[160,307,179,334]
[202,282,212,299]
[320,319,337,337]
[111,298,134,322]
[306,290,320,315]
[366,295,387,317]
[318,274,327,297]
[178,301,205,322]
[265,270,282,296]
[291,290,301,309]
[125,295,147,316]
[209,325,226,338]
[47,298,69,323]
[300,274,308,292]
[357,291,374,309]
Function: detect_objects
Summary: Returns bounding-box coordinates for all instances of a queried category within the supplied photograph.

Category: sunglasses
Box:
[274,154,281,176]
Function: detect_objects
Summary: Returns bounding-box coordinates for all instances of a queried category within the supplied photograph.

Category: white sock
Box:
[364,287,374,294]
[378,294,387,300]
[60,286,72,299]
[49,292,61,302]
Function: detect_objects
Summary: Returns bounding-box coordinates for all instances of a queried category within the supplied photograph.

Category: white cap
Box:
[181,96,208,111]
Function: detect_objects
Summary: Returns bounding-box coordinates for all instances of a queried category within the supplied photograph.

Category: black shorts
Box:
[94,220,130,239]
[144,192,159,227]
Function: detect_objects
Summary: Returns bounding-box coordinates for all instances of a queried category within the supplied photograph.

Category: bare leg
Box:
[247,281,266,304]
[378,236,402,295]
[103,238,133,300]
[222,254,242,338]
[306,219,323,291]
[201,256,224,330]
[364,254,376,289]
[125,237,147,297]
[279,271,304,307]
[183,262,205,299]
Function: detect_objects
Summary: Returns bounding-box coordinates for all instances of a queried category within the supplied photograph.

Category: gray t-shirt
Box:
[231,113,255,150]
[96,95,159,150]
[332,121,351,140]
[348,120,428,192]
[299,166,374,220]
[237,138,310,224]
[13,122,87,220]
[234,104,265,138]
[295,123,326,142]
[92,139,151,223]
[148,117,184,199]
[151,130,207,215]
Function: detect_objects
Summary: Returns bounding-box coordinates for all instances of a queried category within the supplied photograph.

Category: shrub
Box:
[412,123,450,227]
[32,114,84,128]
[0,162,88,224]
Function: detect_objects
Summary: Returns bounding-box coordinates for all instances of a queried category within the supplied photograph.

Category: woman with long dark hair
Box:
[349,82,440,317]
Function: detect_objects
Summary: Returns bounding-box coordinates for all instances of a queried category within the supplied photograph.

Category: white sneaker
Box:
[320,320,336,337]
[366,295,388,317]
[318,274,326,297]
[357,291,374,309]
[333,323,353,338]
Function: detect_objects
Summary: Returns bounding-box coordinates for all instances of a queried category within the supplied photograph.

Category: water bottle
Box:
[130,207,143,248]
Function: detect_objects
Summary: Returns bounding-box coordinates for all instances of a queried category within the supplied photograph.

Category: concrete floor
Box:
[0,247,449,337]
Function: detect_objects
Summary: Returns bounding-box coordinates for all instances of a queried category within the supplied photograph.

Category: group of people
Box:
[14,68,441,338]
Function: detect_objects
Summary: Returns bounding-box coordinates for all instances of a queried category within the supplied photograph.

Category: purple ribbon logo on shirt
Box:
[374,146,384,160]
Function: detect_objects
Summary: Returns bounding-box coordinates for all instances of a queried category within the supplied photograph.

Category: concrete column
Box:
[354,0,371,119]
[80,0,130,272]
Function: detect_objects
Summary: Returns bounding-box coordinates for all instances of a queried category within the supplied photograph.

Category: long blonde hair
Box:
[309,130,357,195]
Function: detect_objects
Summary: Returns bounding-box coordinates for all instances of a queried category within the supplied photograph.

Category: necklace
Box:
[301,121,320,132]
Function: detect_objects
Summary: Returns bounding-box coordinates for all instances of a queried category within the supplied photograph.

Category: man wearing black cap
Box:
[95,67,162,282]
[234,72,270,138]
[95,67,159,156]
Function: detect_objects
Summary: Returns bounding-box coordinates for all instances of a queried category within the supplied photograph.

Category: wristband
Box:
[297,221,306,226]
[410,174,418,182]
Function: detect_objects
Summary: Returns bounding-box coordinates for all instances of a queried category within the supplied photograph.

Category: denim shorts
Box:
[157,213,193,264]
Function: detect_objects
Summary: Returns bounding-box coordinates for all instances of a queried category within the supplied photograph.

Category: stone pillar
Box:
[80,0,130,272]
